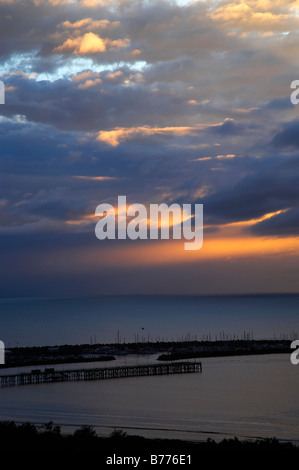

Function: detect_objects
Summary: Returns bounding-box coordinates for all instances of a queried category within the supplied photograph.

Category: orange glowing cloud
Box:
[67,200,193,229]
[80,0,111,6]
[120,236,299,267]
[209,0,299,32]
[96,125,205,147]
[53,32,129,55]
[77,78,102,89]
[106,70,123,80]
[96,119,236,146]
[65,207,299,271]
[60,18,119,30]
[73,175,119,181]
[191,154,236,162]
[100,208,299,266]
[74,233,299,270]
[130,49,142,56]
[216,209,290,234]
[72,71,100,82]
[46,0,73,4]
[72,70,103,91]
[232,107,259,113]
[54,32,106,54]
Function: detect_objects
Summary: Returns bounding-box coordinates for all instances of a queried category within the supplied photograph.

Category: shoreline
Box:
[0,421,298,457]
[1,339,291,370]
[157,347,291,361]
[0,355,116,371]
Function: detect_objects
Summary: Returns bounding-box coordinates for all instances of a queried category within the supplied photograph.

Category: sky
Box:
[1,0,299,297]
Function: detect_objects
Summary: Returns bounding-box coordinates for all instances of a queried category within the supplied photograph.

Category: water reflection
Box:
[0,354,298,443]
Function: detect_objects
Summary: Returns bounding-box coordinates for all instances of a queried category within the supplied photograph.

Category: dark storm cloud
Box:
[1,71,200,132]
[0,116,86,174]
[251,207,299,236]
[208,118,246,135]
[271,120,299,148]
[0,185,95,228]
[15,186,93,220]
[1,109,298,235]
[196,153,299,224]
[265,97,294,111]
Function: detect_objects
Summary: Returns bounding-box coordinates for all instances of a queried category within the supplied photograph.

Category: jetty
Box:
[0,361,202,387]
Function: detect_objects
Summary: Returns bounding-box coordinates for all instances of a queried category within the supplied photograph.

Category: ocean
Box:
[0,294,298,347]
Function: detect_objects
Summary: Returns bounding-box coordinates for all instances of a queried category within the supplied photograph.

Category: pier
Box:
[0,361,202,387]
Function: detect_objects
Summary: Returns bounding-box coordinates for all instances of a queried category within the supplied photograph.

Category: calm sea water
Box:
[0,294,298,346]
[0,354,298,443]
[0,295,298,442]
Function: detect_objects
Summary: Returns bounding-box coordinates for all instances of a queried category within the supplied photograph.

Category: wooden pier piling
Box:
[0,361,202,387]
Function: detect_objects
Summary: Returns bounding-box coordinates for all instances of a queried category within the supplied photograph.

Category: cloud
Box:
[251,208,299,236]
[53,32,129,54]
[209,118,245,135]
[77,77,102,88]
[271,120,299,148]
[198,153,299,227]
[59,18,120,30]
[209,0,299,32]
[1,0,299,298]
[106,70,123,80]
[96,125,205,146]
[73,175,119,181]
[71,70,102,87]
[45,0,74,4]
[0,0,299,253]
[95,118,244,147]
[191,154,237,162]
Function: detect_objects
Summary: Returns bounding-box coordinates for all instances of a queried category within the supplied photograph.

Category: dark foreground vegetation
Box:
[1,421,298,464]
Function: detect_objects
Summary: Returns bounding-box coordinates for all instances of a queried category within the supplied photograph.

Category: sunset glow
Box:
[1,0,299,296]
